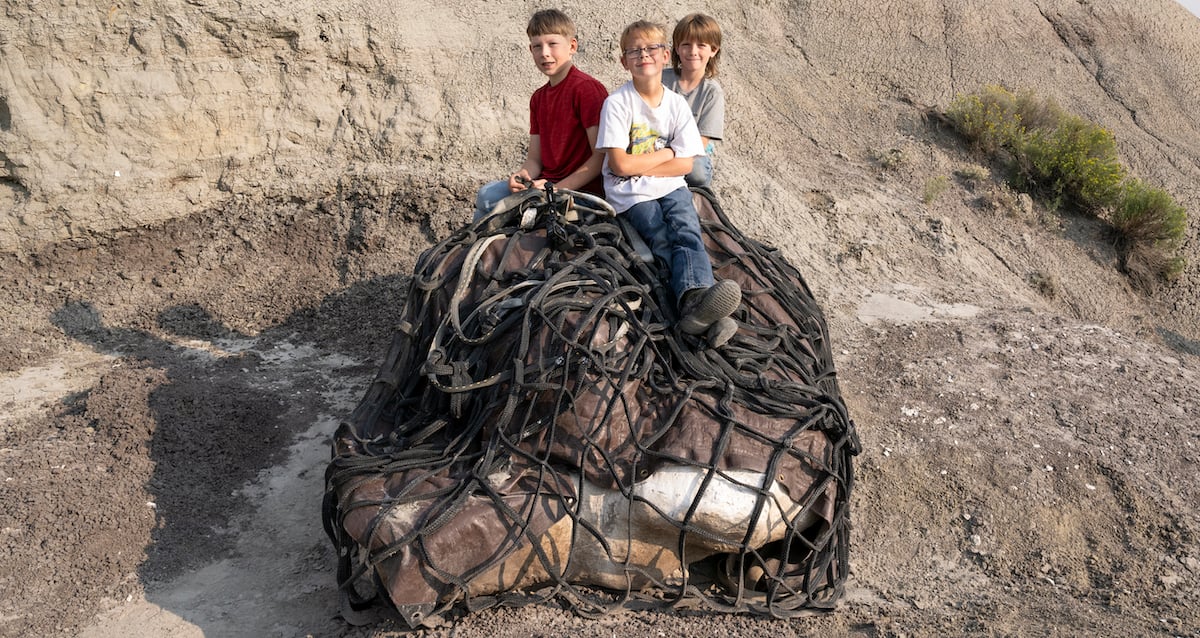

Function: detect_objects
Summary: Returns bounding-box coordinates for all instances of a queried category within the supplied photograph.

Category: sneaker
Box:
[679,280,741,335]
[706,316,738,348]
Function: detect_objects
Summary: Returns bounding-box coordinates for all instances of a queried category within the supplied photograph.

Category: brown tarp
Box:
[323,188,859,628]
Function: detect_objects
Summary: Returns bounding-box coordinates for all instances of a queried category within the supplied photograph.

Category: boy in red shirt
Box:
[474,9,609,220]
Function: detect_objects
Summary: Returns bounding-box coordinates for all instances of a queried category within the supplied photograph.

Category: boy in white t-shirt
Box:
[597,20,740,347]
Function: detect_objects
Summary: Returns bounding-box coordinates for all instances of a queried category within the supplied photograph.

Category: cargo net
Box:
[323,186,860,629]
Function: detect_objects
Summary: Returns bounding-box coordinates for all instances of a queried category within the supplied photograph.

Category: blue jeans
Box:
[684,154,713,188]
[474,179,515,221]
[623,187,714,302]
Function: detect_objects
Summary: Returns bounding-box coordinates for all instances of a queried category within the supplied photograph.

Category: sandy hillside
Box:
[2,0,1199,636]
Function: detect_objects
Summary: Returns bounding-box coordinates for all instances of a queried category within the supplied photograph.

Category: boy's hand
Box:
[510,172,549,193]
[508,170,535,192]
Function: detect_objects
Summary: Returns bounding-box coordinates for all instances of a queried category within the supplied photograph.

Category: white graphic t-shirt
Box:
[596,81,705,213]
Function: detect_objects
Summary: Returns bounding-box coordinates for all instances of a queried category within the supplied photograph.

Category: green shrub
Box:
[954,164,990,183]
[946,85,1025,154]
[1111,179,1188,250]
[1015,117,1125,213]
[944,85,1189,285]
[946,85,1065,155]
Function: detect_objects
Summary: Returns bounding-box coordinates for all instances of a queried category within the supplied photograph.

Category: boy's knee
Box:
[474,180,510,219]
[685,156,713,187]
[662,187,698,213]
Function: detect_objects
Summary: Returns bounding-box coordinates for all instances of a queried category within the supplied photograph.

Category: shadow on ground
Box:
[24,273,411,637]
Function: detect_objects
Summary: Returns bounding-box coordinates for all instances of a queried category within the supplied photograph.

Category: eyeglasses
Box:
[623,44,667,59]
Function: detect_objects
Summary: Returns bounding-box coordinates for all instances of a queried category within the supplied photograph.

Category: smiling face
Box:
[619,35,670,80]
[674,40,718,76]
[528,33,578,84]
[669,14,722,78]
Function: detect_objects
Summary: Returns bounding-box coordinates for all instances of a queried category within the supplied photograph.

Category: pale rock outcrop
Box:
[1,0,1198,334]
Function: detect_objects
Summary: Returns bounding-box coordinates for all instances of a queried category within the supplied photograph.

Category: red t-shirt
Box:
[530,65,608,196]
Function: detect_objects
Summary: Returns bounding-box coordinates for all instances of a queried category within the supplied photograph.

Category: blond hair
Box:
[670,13,722,78]
[527,9,576,39]
[619,20,668,53]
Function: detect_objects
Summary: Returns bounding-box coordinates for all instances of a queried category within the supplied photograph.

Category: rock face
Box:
[3,3,1197,227]
[4,0,1199,334]
[1,2,499,242]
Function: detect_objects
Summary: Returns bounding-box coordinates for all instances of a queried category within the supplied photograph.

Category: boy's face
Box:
[620,35,669,79]
[675,41,717,75]
[529,34,577,82]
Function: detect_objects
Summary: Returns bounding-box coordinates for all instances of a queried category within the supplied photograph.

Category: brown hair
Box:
[527,9,577,39]
[619,20,668,53]
[670,13,722,78]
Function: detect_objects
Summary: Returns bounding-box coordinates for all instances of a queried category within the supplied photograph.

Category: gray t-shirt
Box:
[662,68,725,144]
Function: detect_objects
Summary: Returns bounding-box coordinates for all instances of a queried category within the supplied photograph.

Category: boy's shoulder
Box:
[568,65,604,84]
[599,82,636,112]
[606,80,640,98]
[566,66,607,96]
[540,65,605,92]
[661,86,692,110]
[531,66,607,110]
[703,77,725,95]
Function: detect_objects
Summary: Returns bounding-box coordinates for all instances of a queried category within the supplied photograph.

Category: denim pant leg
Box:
[684,154,713,188]
[658,187,714,300]
[624,198,674,278]
[625,190,714,302]
[474,179,513,221]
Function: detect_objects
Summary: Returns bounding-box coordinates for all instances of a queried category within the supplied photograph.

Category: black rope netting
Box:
[322,186,860,628]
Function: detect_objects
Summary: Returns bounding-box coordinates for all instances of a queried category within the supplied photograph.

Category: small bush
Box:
[1026,271,1058,299]
[946,86,1025,154]
[1014,117,1125,214]
[954,164,991,183]
[923,176,950,204]
[1111,179,1188,284]
[945,85,1065,155]
[873,148,907,171]
[1111,179,1187,250]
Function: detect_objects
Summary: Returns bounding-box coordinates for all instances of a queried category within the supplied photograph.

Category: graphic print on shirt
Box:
[627,122,668,155]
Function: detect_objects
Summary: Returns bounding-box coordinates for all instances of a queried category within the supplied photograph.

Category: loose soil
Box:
[2,173,1197,637]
